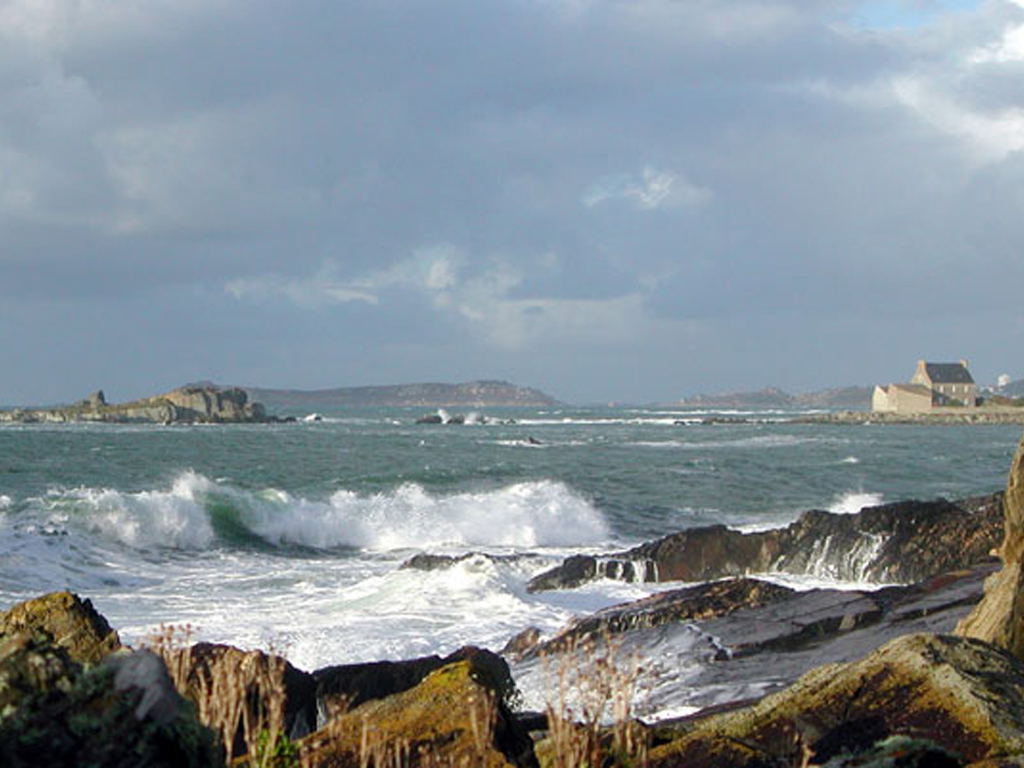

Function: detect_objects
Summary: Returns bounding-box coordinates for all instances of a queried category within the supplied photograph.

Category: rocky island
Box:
[0,385,272,425]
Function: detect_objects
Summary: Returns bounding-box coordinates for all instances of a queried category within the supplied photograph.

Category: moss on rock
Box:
[0,642,221,767]
[0,591,121,666]
[298,660,536,768]
[649,633,1024,768]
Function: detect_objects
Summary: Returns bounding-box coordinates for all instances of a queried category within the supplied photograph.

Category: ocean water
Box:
[0,406,1020,718]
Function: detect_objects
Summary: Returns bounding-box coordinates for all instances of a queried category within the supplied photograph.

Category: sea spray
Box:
[829,490,883,515]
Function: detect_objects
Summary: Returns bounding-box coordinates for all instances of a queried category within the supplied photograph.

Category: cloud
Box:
[5,0,1024,403]
[583,167,711,210]
[226,247,466,308]
[891,74,1024,162]
[227,245,657,351]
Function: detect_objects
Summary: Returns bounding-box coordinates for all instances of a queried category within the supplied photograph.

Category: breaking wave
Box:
[30,472,610,552]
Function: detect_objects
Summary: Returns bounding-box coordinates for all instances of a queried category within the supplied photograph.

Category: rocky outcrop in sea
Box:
[0,385,273,425]
[526,493,1002,591]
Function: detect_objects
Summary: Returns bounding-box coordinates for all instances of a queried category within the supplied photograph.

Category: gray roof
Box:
[925,363,974,384]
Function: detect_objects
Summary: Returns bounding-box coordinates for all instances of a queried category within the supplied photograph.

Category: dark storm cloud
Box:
[2,0,1022,404]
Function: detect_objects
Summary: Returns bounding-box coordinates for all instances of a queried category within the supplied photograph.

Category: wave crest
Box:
[37,473,610,552]
[246,480,609,550]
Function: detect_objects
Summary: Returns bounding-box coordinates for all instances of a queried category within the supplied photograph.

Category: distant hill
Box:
[238,380,561,409]
[678,385,873,410]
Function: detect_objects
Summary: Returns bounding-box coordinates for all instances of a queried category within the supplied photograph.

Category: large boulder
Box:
[956,431,1024,657]
[0,632,220,768]
[313,646,518,729]
[0,591,121,665]
[164,641,318,750]
[649,633,1024,768]
[528,494,1002,592]
[0,629,81,718]
[298,660,536,768]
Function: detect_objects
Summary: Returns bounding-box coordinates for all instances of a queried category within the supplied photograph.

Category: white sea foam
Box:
[828,490,883,515]
[247,479,610,551]
[0,494,11,510]
[49,471,216,549]
[841,456,861,464]
[35,473,610,553]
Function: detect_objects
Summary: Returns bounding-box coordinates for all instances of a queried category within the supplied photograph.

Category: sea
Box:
[1,406,1020,720]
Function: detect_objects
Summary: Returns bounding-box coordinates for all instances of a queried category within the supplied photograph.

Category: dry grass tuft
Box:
[541,634,648,768]
[144,625,291,767]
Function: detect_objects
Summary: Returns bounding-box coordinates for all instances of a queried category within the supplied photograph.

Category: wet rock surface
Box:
[527,493,1002,592]
[648,633,1024,768]
[512,564,994,718]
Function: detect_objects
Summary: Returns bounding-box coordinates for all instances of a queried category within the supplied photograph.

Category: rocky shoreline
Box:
[4,436,1024,766]
[792,408,1024,425]
[0,385,278,425]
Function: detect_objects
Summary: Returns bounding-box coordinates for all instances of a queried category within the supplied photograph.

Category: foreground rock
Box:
[512,565,993,718]
[528,493,1002,591]
[649,633,1024,767]
[298,659,537,768]
[313,646,518,728]
[0,591,121,664]
[164,641,319,749]
[0,385,272,425]
[956,434,1024,658]
[0,631,221,768]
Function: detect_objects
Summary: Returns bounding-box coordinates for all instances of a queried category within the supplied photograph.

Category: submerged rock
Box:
[0,591,121,665]
[527,494,1002,592]
[299,659,536,768]
[649,633,1024,768]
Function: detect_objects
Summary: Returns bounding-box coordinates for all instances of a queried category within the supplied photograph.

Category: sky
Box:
[2,0,1024,405]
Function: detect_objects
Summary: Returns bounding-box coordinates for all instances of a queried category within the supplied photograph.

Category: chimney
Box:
[960,359,969,370]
